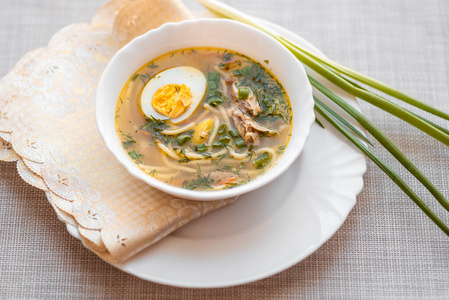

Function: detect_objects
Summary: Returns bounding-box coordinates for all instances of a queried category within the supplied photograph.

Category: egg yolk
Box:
[151,84,192,118]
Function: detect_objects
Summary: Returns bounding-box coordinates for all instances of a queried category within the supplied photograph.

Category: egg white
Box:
[140,66,207,124]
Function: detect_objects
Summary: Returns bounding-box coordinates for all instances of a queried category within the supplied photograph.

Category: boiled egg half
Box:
[140,66,207,124]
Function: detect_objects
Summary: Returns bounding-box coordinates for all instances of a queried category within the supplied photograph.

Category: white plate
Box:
[64,19,366,288]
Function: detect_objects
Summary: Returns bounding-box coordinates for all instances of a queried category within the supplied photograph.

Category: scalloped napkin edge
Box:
[0,0,236,264]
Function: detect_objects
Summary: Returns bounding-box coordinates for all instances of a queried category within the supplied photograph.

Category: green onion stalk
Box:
[198,0,449,235]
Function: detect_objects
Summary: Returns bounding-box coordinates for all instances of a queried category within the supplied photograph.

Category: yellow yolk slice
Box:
[140,66,207,123]
[151,84,192,119]
[193,118,214,144]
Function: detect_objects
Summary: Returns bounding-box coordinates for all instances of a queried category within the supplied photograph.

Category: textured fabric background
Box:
[1,0,448,299]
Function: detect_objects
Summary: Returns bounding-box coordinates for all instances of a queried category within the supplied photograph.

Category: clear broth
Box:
[115,48,292,191]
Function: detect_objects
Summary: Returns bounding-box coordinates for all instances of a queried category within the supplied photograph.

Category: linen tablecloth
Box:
[1,0,448,298]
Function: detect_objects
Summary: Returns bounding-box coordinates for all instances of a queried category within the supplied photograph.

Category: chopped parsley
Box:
[147,61,159,69]
[221,50,233,61]
[121,133,136,149]
[115,107,120,119]
[277,145,286,154]
[128,150,143,160]
[138,117,171,145]
[139,74,150,84]
[233,59,291,123]
[181,164,214,190]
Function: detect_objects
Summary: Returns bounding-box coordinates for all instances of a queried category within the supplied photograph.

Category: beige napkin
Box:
[0,0,235,263]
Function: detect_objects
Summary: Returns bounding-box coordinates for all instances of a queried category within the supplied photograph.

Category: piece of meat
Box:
[226,75,262,117]
[209,171,237,186]
[228,108,279,144]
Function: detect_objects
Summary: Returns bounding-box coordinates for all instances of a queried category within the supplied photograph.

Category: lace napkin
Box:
[0,0,235,263]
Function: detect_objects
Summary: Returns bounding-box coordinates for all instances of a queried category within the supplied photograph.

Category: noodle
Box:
[138,165,170,172]
[218,106,232,126]
[196,109,210,121]
[207,116,220,145]
[183,159,213,166]
[183,148,228,160]
[142,170,169,180]
[218,78,227,92]
[202,103,221,115]
[161,153,197,173]
[161,122,195,135]
[157,142,179,160]
[229,148,248,160]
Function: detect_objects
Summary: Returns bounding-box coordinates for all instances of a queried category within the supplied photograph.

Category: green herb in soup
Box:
[115,47,293,191]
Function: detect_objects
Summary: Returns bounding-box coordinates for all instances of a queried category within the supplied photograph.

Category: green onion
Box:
[261,151,270,160]
[131,73,139,81]
[253,158,265,169]
[206,90,216,98]
[312,87,449,212]
[233,66,251,77]
[207,80,218,90]
[214,90,223,98]
[212,141,223,148]
[208,96,223,107]
[176,135,191,145]
[281,36,449,121]
[198,0,449,236]
[238,87,250,99]
[241,66,251,76]
[219,135,231,144]
[284,41,449,146]
[314,100,449,235]
[218,124,228,135]
[128,150,143,160]
[228,129,240,138]
[253,151,271,169]
[195,144,208,153]
[235,138,247,148]
[310,93,372,146]
[207,72,220,81]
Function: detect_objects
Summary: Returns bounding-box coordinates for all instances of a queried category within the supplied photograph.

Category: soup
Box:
[115,48,292,191]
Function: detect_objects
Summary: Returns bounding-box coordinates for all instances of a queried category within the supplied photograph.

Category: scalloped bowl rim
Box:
[96,18,315,201]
